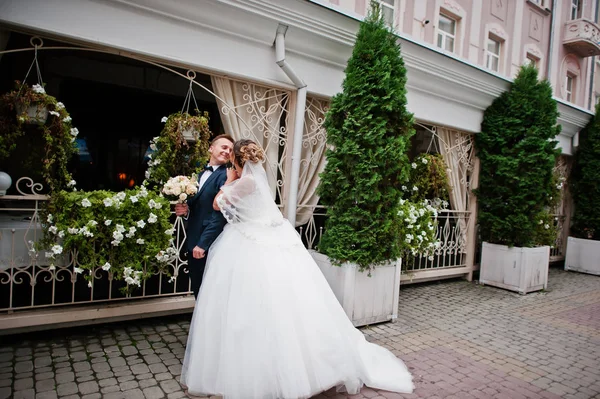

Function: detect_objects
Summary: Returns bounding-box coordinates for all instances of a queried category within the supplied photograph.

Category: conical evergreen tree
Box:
[317,2,414,271]
[571,102,600,241]
[475,64,560,247]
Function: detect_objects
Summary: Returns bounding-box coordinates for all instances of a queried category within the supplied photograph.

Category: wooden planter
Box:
[565,237,600,276]
[309,250,401,327]
[480,242,549,294]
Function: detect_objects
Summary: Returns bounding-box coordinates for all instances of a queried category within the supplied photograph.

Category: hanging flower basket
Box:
[144,111,212,187]
[0,81,78,192]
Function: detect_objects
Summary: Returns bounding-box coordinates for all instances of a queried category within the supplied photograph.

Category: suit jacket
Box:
[185,166,228,252]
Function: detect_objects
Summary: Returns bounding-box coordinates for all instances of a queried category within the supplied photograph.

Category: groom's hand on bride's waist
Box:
[192,246,206,259]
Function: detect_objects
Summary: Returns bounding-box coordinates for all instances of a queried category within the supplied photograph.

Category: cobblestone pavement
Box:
[1,266,599,399]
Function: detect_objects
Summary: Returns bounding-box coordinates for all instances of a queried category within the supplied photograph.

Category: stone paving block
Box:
[155,372,172,382]
[78,381,99,395]
[13,388,35,399]
[160,379,182,394]
[101,385,121,394]
[35,378,56,392]
[56,381,78,396]
[96,371,114,379]
[36,391,58,399]
[143,386,166,399]
[14,361,33,373]
[124,388,145,399]
[148,363,168,374]
[55,371,75,384]
[120,380,139,391]
[91,362,110,373]
[139,378,158,389]
[109,357,127,368]
[81,394,101,399]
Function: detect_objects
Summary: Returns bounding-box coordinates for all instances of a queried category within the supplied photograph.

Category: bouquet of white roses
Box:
[162,175,199,203]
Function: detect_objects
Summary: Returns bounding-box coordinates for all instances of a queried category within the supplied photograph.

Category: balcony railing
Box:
[564,18,600,57]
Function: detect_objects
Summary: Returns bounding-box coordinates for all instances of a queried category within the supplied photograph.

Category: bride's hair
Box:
[233,139,265,167]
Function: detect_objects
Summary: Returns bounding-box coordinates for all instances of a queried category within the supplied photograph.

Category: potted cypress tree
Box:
[313,2,415,326]
[565,102,600,275]
[475,64,560,294]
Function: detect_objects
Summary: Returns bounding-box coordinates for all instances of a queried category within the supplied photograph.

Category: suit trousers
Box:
[188,254,208,299]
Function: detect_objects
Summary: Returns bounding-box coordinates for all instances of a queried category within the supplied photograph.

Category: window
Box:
[437,14,456,52]
[486,37,501,72]
[571,0,581,20]
[529,0,545,6]
[378,0,395,26]
[566,74,575,102]
[526,53,539,68]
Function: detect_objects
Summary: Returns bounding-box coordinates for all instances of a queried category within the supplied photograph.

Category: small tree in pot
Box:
[564,102,600,275]
[313,2,414,326]
[475,64,560,293]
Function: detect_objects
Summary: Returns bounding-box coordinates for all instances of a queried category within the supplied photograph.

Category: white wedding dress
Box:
[180,161,413,399]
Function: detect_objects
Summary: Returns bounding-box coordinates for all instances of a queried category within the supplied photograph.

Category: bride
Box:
[180,139,414,399]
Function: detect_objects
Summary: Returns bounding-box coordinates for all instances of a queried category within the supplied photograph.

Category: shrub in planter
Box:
[475,64,560,293]
[318,2,415,273]
[565,103,600,274]
[570,102,600,241]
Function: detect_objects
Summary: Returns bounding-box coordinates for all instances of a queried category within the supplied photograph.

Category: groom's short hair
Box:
[211,134,234,145]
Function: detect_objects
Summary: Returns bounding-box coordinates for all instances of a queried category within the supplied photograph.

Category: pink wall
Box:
[322,0,599,109]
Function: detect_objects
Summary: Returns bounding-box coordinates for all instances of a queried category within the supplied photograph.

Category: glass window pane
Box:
[382,0,394,5]
[487,39,500,55]
[439,15,455,35]
[491,57,499,71]
[437,33,443,48]
[446,36,454,52]
[382,7,394,25]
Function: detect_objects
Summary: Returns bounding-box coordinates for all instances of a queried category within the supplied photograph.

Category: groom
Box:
[175,134,234,298]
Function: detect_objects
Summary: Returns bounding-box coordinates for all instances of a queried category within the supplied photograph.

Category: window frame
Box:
[486,36,501,72]
[377,0,396,26]
[437,13,457,53]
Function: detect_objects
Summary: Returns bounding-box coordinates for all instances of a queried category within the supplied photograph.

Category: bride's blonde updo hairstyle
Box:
[233,139,265,167]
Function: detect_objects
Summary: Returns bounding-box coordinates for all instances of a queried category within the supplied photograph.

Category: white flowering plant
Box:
[144,111,211,188]
[397,198,442,261]
[162,175,199,203]
[40,186,176,294]
[0,81,78,192]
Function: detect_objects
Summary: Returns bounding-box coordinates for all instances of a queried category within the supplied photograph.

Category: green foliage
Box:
[144,111,211,188]
[40,186,174,294]
[317,2,415,271]
[571,102,600,240]
[405,153,450,203]
[0,81,76,192]
[475,64,560,247]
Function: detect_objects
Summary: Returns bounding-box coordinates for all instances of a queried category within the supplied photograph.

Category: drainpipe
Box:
[275,24,307,227]
[589,0,600,109]
[546,0,557,84]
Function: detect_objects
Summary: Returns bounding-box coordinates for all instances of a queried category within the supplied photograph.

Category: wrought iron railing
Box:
[2,182,473,313]
[294,206,472,271]
[0,178,193,312]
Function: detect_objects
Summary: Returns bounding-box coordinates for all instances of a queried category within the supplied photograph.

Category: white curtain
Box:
[437,127,473,251]
[211,76,288,200]
[294,97,330,226]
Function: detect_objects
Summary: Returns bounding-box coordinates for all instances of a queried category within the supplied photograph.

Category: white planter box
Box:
[565,237,600,276]
[309,250,401,327]
[480,242,549,294]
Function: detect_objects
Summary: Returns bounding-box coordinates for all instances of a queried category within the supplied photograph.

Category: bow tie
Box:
[204,165,214,172]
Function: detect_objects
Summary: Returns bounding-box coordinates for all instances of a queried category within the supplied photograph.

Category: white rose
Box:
[179,193,187,202]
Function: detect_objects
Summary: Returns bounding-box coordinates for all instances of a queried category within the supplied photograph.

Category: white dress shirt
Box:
[198,164,222,191]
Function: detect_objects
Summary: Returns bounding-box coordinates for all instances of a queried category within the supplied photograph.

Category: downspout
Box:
[588,0,600,109]
[546,0,557,83]
[275,24,307,227]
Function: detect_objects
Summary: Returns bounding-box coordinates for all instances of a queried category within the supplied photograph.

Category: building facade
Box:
[0,0,594,331]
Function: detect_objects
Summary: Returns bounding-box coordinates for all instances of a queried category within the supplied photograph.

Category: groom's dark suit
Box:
[186,165,228,298]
